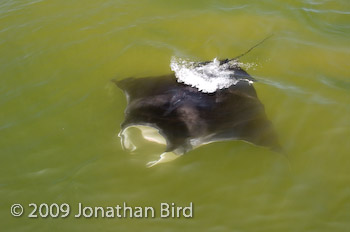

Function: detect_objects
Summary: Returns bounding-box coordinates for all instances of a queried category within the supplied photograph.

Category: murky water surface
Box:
[1,0,350,231]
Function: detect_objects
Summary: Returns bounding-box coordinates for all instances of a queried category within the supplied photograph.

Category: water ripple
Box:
[299,7,350,15]
[257,76,338,105]
[0,0,44,16]
[212,4,250,12]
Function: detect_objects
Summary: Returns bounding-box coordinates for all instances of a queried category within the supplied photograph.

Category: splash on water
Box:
[170,57,256,93]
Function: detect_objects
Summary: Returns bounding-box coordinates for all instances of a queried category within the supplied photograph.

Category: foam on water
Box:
[170,56,255,93]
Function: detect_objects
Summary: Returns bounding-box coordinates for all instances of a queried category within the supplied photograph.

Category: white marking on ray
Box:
[118,129,137,152]
[146,152,180,167]
[119,125,183,167]
[137,125,167,145]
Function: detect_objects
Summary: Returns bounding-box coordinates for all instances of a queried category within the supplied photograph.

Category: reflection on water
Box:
[1,0,350,231]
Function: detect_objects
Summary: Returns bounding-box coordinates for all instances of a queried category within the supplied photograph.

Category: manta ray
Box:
[115,37,280,167]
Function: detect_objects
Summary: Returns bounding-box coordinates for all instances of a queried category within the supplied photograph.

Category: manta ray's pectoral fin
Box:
[114,75,176,104]
[207,117,281,151]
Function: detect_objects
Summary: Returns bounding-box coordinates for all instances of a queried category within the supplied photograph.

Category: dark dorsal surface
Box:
[116,72,280,157]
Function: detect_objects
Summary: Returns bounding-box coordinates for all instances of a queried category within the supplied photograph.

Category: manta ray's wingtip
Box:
[111,78,123,88]
[111,77,136,90]
[110,77,120,84]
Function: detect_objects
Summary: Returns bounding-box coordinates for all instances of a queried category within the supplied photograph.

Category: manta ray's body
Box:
[116,58,280,166]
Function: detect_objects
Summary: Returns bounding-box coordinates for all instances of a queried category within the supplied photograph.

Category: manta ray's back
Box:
[115,72,280,166]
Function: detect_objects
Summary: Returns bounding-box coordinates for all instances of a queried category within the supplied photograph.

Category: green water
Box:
[1,0,350,231]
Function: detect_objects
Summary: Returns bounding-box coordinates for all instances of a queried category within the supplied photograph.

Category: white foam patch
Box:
[170,57,256,93]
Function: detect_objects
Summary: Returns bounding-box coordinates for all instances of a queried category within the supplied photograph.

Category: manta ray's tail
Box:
[232,34,274,61]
